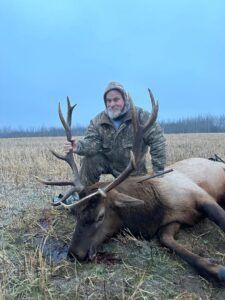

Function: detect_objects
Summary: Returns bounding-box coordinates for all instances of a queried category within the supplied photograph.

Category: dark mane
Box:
[115,180,166,239]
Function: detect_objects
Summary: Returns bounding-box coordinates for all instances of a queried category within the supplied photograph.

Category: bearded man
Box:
[64,82,166,186]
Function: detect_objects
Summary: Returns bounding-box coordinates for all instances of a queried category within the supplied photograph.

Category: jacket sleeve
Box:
[74,119,102,156]
[141,110,166,172]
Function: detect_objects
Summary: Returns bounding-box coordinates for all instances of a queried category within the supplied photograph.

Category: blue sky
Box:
[0,0,225,128]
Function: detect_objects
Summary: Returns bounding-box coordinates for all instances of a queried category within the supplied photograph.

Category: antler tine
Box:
[142,88,159,132]
[35,176,73,186]
[50,148,66,160]
[67,96,77,128]
[58,102,72,141]
[41,146,77,170]
[49,148,81,182]
[129,95,143,160]
[61,189,102,209]
[129,93,138,135]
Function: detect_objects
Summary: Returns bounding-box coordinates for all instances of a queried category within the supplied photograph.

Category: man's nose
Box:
[111,100,118,106]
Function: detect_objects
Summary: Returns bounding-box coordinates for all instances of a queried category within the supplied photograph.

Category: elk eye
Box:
[96,213,104,223]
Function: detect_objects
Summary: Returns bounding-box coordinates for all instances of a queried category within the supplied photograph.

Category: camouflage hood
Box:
[103,82,130,118]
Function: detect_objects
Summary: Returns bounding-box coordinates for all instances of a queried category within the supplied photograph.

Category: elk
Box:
[37,92,225,282]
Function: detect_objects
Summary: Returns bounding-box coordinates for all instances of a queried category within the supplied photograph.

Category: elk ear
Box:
[112,191,144,207]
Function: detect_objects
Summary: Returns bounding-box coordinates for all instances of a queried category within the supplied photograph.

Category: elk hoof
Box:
[218,267,225,281]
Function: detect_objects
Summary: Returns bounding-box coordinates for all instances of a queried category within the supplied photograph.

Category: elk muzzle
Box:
[67,244,97,262]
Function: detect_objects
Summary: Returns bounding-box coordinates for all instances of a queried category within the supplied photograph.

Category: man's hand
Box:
[64,137,76,154]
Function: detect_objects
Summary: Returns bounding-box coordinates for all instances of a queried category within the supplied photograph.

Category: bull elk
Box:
[37,92,225,282]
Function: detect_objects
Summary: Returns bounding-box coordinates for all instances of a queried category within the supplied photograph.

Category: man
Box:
[64,81,166,186]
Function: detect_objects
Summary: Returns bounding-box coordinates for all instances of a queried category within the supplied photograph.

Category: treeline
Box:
[1,115,225,138]
[0,126,86,138]
[160,115,225,134]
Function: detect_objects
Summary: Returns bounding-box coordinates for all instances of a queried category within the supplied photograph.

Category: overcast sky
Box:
[1,0,225,129]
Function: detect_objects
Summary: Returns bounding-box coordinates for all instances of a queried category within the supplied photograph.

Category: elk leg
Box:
[199,201,225,231]
[159,222,225,282]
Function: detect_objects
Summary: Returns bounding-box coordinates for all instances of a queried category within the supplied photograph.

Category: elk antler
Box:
[61,88,159,209]
[35,97,84,202]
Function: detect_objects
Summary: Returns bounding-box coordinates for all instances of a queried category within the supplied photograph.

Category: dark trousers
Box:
[79,152,147,186]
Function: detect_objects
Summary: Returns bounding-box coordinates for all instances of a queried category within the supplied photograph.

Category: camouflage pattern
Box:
[75,106,166,186]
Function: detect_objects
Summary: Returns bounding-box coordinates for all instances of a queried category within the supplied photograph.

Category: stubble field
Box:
[1,133,225,299]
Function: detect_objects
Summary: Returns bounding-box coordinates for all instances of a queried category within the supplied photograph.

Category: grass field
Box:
[1,133,225,299]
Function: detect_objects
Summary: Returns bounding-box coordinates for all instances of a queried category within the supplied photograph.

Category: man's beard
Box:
[107,107,123,119]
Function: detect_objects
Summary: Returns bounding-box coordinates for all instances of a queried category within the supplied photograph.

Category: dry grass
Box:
[1,133,225,299]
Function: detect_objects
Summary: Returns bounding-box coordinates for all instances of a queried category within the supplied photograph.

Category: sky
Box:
[0,0,225,129]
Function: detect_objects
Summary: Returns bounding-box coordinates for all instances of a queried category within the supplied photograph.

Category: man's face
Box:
[105,90,125,119]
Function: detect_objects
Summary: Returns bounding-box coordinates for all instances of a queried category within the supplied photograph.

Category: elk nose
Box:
[67,248,88,262]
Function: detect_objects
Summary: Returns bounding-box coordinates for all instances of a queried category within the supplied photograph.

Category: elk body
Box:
[37,93,225,282]
[68,157,225,282]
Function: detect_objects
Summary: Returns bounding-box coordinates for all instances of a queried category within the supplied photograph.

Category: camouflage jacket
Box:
[75,106,166,174]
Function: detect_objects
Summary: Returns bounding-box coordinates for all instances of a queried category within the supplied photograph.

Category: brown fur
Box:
[68,158,225,282]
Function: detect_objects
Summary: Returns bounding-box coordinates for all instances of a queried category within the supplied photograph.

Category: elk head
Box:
[36,90,159,261]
